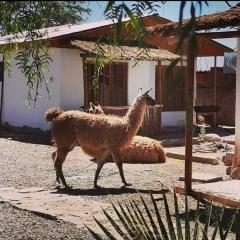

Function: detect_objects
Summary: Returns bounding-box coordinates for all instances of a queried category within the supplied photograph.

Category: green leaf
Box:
[185,194,190,240]
[118,201,138,235]
[150,193,169,240]
[102,208,131,240]
[223,210,237,239]
[104,1,116,14]
[173,191,183,240]
[211,208,224,240]
[111,202,135,238]
[133,200,156,240]
[163,192,177,240]
[85,225,105,240]
[200,223,210,240]
[140,195,161,240]
[179,1,186,26]
[93,216,117,240]
[201,201,213,240]
[131,201,153,240]
[193,200,200,240]
[125,202,147,239]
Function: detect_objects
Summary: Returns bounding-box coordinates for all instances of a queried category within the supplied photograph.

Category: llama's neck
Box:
[126,96,146,135]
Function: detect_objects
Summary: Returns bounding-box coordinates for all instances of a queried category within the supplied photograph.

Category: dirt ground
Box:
[0,130,236,239]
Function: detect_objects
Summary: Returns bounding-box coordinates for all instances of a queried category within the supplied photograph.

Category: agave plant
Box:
[86,191,238,240]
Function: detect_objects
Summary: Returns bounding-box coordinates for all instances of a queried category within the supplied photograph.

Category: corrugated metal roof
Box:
[0,18,125,45]
[71,40,181,61]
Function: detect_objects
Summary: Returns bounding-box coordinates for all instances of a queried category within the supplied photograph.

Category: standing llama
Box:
[45,89,155,188]
[86,102,166,185]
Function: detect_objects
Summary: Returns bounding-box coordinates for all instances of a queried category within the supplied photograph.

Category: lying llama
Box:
[87,102,166,184]
[45,89,155,188]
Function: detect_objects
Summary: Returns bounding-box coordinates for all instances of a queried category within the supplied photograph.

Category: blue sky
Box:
[84,1,239,49]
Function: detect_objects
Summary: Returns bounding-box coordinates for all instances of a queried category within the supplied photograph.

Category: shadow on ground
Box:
[52,187,169,197]
[186,203,240,236]
[0,129,51,145]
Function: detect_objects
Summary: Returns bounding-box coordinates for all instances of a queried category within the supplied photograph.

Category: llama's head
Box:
[94,104,104,115]
[137,88,155,106]
[86,102,104,115]
[86,102,95,114]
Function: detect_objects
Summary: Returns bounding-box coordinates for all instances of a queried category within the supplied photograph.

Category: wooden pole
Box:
[213,56,217,126]
[231,38,240,179]
[185,39,195,193]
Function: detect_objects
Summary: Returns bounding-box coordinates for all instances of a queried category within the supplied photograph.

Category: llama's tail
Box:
[45,107,64,122]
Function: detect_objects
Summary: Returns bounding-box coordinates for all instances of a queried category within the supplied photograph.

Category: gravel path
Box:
[0,131,235,239]
[0,201,89,240]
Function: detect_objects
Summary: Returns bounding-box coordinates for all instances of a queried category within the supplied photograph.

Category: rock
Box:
[231,167,240,179]
[226,166,231,175]
[223,153,234,166]
[203,134,221,143]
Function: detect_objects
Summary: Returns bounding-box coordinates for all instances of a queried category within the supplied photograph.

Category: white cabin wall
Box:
[128,61,156,104]
[59,48,84,111]
[2,48,61,130]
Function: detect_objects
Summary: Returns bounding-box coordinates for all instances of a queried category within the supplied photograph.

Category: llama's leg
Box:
[52,151,60,184]
[111,149,131,187]
[54,148,69,188]
[94,161,104,188]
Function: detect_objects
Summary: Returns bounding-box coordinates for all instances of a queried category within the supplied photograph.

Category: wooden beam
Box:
[213,56,217,126]
[175,186,240,208]
[185,38,195,193]
[197,30,240,39]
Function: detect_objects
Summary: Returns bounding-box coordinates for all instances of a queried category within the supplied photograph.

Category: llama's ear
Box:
[143,88,153,95]
[90,102,96,109]
[138,88,142,95]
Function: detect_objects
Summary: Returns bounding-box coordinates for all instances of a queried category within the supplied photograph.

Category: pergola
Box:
[148,3,240,206]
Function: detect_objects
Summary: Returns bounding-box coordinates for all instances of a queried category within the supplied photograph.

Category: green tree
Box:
[0,1,90,105]
[0,1,232,105]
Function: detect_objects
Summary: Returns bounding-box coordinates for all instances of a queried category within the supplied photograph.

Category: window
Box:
[84,62,128,106]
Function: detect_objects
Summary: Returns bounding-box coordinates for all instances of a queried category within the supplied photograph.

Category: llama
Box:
[45,89,155,188]
[52,103,166,187]
[86,103,166,185]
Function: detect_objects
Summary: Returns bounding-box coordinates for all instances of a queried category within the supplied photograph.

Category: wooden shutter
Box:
[84,61,128,107]
[156,65,186,111]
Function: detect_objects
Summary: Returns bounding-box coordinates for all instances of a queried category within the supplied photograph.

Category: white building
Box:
[0,15,231,132]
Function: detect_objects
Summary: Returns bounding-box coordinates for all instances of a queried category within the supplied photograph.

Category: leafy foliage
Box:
[0,1,90,36]
[88,1,164,95]
[87,191,238,239]
[104,1,163,45]
[0,1,90,106]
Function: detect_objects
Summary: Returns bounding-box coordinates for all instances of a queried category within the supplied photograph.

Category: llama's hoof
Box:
[64,185,72,190]
[54,185,61,190]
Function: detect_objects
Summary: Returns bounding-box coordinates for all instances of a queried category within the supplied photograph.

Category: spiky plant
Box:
[86,191,238,239]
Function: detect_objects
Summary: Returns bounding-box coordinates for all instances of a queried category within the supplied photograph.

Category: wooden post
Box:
[81,55,88,109]
[231,38,240,179]
[213,56,217,126]
[155,61,161,104]
[185,39,195,193]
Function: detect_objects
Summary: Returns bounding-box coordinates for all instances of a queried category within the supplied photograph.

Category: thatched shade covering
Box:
[148,3,240,36]
[71,40,180,61]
